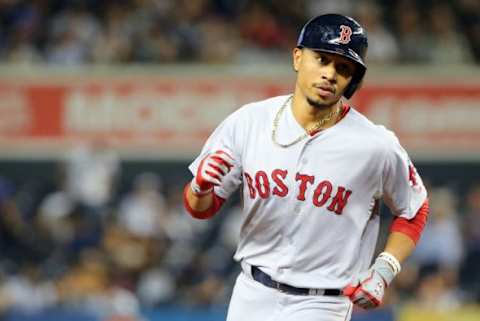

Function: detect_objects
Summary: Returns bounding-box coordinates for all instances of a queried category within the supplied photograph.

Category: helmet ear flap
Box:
[343,82,358,99]
[343,66,366,99]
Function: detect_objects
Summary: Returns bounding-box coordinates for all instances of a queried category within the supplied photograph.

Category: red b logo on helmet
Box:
[339,25,352,44]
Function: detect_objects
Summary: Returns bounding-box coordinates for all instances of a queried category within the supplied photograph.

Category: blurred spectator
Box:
[236,2,292,63]
[117,172,168,239]
[5,31,42,64]
[64,141,120,218]
[91,2,135,63]
[46,4,100,65]
[410,263,463,311]
[36,188,75,254]
[460,184,480,302]
[2,2,42,64]
[102,225,156,280]
[56,249,104,301]
[455,0,480,63]
[133,20,179,63]
[46,29,87,65]
[136,266,175,307]
[172,0,210,61]
[305,0,355,16]
[393,1,432,63]
[56,248,142,320]
[354,1,399,64]
[0,264,57,313]
[269,0,305,28]
[128,0,180,63]
[411,187,464,270]
[0,177,49,266]
[427,2,473,64]
[238,2,289,50]
[0,177,23,263]
[163,183,210,272]
[198,15,238,63]
[0,0,477,65]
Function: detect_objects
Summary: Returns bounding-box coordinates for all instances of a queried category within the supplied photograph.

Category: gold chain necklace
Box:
[271,95,340,148]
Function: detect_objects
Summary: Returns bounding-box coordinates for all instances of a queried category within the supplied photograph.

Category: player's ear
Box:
[292,47,302,72]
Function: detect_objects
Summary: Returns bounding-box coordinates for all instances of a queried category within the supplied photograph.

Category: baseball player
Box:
[183,14,429,321]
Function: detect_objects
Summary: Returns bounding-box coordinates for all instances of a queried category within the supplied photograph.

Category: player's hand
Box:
[344,253,401,309]
[343,267,387,309]
[191,149,235,196]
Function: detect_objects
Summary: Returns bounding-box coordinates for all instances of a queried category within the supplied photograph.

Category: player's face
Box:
[293,48,356,108]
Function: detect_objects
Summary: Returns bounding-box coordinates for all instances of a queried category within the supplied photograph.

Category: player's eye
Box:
[336,63,354,77]
[317,54,331,65]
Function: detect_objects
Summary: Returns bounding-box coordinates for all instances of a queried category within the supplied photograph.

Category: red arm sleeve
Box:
[183,183,226,219]
[389,199,430,244]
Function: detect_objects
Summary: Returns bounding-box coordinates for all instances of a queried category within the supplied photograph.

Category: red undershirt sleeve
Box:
[183,183,226,219]
[389,198,430,244]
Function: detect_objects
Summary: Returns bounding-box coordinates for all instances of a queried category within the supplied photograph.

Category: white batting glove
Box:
[344,252,401,309]
[190,149,235,196]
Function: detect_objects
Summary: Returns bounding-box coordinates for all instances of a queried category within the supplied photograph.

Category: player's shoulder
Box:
[347,107,401,148]
[221,95,289,128]
[224,94,290,125]
[238,94,290,114]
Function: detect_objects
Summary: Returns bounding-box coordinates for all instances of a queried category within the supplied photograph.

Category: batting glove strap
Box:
[374,252,401,286]
[190,178,213,196]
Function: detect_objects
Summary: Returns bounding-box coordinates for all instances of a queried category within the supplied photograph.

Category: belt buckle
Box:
[275,282,282,292]
[275,281,287,293]
[308,289,324,296]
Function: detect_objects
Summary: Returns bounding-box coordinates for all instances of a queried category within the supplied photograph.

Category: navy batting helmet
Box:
[297,14,368,99]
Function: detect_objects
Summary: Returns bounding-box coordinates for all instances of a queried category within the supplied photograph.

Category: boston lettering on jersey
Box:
[244,170,352,215]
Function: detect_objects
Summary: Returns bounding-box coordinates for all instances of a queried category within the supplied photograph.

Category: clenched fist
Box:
[191,149,235,196]
[344,252,401,309]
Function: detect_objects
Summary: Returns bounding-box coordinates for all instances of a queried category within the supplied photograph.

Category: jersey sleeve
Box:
[381,130,427,219]
[188,109,244,200]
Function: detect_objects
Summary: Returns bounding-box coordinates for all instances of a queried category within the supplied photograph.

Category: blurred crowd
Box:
[0,0,479,66]
[0,144,480,320]
[0,144,239,319]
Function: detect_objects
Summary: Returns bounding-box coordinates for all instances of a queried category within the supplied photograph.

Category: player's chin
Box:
[309,93,341,107]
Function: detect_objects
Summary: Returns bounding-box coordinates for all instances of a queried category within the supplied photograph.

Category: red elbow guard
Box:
[183,183,226,219]
[390,199,430,244]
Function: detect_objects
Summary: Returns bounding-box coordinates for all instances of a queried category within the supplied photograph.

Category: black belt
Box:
[251,266,342,296]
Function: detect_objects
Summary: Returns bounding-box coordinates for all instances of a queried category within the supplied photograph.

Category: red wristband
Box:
[183,183,226,219]
[390,199,429,244]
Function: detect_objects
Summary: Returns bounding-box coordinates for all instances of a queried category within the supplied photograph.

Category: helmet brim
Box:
[298,44,366,70]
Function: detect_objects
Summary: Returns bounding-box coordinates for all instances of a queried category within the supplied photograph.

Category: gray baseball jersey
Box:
[189,94,427,289]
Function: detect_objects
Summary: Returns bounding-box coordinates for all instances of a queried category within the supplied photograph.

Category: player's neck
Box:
[291,94,342,131]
